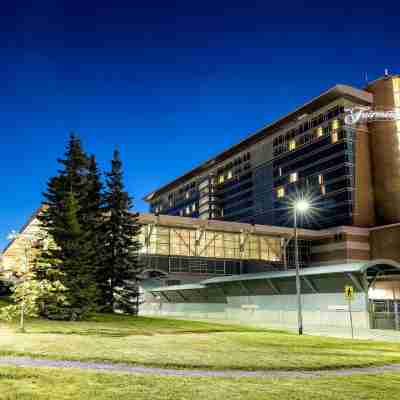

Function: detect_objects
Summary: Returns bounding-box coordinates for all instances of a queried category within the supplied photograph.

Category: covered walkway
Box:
[147,260,400,330]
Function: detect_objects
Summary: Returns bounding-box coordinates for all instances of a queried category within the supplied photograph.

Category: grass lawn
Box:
[1,366,400,400]
[2,314,400,371]
[0,297,11,308]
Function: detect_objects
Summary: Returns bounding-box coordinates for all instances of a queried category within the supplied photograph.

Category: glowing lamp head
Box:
[294,199,310,213]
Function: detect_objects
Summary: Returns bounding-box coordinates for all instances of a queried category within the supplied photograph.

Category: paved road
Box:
[1,356,400,379]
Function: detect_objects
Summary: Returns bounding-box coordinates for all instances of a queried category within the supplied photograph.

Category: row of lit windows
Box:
[273,106,343,147]
[276,173,325,198]
[140,226,282,261]
[394,78,400,149]
[178,202,197,216]
[275,120,341,156]
[394,78,400,107]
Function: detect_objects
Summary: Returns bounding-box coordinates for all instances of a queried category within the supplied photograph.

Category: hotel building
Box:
[144,73,400,230]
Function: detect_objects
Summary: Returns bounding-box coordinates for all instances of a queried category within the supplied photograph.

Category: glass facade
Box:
[139,225,283,262]
[148,97,364,230]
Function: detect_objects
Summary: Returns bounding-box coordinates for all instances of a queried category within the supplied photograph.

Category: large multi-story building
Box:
[144,73,400,230]
[3,73,400,331]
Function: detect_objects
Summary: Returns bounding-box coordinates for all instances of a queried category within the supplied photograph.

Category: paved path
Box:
[1,356,400,379]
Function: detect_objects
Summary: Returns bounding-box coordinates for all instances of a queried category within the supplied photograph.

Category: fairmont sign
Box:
[345,107,400,125]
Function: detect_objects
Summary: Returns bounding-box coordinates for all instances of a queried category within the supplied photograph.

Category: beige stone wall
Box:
[353,124,376,226]
[365,77,400,224]
[1,217,43,277]
[370,224,400,263]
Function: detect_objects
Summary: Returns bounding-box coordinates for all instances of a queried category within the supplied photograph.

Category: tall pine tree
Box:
[37,134,99,319]
[84,155,108,308]
[100,150,142,313]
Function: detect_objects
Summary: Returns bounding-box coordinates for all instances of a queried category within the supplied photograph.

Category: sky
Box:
[1,0,399,250]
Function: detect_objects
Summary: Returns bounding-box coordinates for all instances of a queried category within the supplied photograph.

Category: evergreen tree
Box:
[40,133,90,234]
[37,134,99,319]
[101,150,142,313]
[37,192,98,320]
[84,156,107,308]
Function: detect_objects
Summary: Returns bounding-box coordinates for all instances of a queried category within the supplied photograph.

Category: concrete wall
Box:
[370,224,400,263]
[142,292,369,329]
[366,77,400,224]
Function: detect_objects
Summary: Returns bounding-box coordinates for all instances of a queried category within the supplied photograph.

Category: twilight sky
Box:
[1,0,399,250]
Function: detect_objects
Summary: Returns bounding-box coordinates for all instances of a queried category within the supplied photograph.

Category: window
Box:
[186,206,190,215]
[278,167,282,177]
[288,139,296,151]
[318,174,324,185]
[316,127,323,138]
[331,131,338,143]
[276,186,285,198]
[185,191,190,200]
[191,203,196,212]
[218,175,225,184]
[179,209,184,216]
[227,170,233,180]
[321,185,326,195]
[394,78,400,92]
[289,172,298,183]
[332,119,340,130]
[394,93,400,107]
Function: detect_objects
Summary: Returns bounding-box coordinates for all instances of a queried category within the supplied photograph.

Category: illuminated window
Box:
[186,206,190,215]
[318,174,324,185]
[185,191,190,200]
[276,186,285,198]
[191,203,196,212]
[288,139,296,151]
[218,175,225,184]
[332,119,340,130]
[316,127,323,138]
[227,170,233,179]
[278,167,282,176]
[394,93,400,107]
[331,131,338,143]
[394,78,400,92]
[289,172,298,183]
[321,185,326,195]
[179,209,184,216]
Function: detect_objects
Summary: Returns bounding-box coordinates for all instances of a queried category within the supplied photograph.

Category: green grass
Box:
[0,297,11,308]
[1,366,400,400]
[2,314,400,371]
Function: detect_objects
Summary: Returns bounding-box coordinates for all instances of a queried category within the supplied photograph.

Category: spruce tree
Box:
[37,192,98,320]
[101,150,142,313]
[37,134,99,319]
[84,156,107,308]
[40,133,90,234]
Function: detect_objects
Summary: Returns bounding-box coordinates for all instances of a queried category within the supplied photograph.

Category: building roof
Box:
[1,205,43,255]
[149,259,400,294]
[144,84,373,201]
[151,283,205,293]
[138,212,323,238]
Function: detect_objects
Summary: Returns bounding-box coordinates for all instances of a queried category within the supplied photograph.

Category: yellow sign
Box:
[345,285,354,300]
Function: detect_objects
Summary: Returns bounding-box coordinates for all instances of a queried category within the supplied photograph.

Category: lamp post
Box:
[293,199,309,336]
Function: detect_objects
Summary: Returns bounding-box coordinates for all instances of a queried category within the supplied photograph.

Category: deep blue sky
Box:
[1,1,399,250]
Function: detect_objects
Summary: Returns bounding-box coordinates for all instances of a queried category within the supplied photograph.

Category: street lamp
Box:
[293,199,310,335]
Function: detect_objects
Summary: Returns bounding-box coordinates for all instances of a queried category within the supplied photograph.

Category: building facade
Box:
[144,74,400,230]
